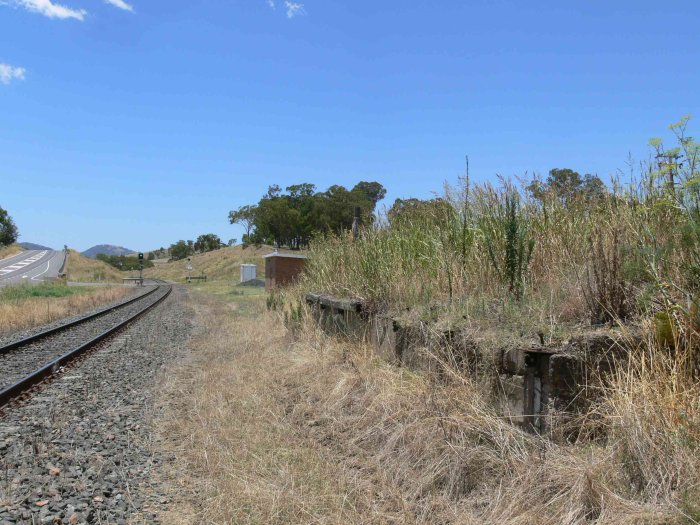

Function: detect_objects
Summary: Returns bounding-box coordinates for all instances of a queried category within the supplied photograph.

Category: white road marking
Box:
[0,252,29,265]
[30,252,59,281]
[0,251,48,276]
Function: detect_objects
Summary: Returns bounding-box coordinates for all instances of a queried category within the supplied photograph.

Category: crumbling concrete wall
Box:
[304,293,635,434]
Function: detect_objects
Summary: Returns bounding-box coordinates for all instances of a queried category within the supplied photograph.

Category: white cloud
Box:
[13,0,86,20]
[284,1,304,18]
[104,0,133,12]
[266,0,274,8]
[0,63,26,85]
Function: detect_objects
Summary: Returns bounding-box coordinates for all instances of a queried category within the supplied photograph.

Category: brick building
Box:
[264,252,308,290]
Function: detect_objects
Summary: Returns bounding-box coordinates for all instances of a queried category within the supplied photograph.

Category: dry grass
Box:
[158,291,368,524]
[64,250,125,283]
[144,244,296,282]
[0,244,24,261]
[157,290,700,524]
[0,284,134,335]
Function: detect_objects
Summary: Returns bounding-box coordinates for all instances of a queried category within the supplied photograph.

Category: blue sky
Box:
[1,0,699,251]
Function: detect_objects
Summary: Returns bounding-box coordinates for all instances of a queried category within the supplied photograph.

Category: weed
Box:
[483,189,534,300]
[582,225,632,324]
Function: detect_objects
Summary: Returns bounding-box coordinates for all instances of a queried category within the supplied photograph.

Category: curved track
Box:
[0,284,172,407]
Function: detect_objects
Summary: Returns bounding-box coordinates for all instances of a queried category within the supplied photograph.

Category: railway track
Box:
[0,283,172,407]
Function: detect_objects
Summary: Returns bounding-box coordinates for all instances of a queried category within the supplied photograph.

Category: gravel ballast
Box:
[0,286,193,525]
[0,287,171,393]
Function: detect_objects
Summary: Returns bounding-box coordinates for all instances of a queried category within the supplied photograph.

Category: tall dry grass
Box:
[302,119,700,334]
[155,121,700,523]
[287,120,700,522]
[158,290,700,524]
[0,244,23,261]
[158,293,371,524]
[302,180,664,327]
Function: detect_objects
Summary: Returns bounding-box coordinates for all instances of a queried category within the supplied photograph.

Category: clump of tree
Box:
[168,234,225,261]
[194,233,224,253]
[229,181,386,249]
[169,240,193,261]
[387,197,452,226]
[96,254,154,271]
[0,206,19,246]
[526,168,605,205]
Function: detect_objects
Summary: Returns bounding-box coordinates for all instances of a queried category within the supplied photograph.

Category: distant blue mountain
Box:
[82,245,136,258]
[19,242,54,251]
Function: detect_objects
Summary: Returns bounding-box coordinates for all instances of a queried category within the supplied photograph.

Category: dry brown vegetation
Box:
[159,291,365,524]
[144,245,276,282]
[157,288,700,525]
[0,244,23,261]
[154,121,700,523]
[64,250,125,283]
[0,284,134,335]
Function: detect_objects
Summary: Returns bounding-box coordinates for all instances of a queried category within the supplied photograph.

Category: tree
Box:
[0,206,19,246]
[169,240,193,260]
[387,197,452,225]
[228,238,237,247]
[228,205,258,244]
[234,181,388,249]
[353,181,387,208]
[194,233,223,253]
[527,168,606,205]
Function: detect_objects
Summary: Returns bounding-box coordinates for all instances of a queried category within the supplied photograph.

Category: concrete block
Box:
[501,347,526,375]
[497,374,526,426]
[370,316,399,364]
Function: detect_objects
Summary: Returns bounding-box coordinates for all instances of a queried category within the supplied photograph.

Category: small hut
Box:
[264,252,307,290]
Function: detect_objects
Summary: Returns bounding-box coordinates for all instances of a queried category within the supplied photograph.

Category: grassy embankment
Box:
[160,122,700,524]
[161,287,700,524]
[291,125,700,521]
[64,250,125,283]
[144,244,276,282]
[0,281,134,335]
[0,244,24,261]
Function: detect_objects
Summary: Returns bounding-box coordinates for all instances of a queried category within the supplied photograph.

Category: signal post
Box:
[138,252,144,286]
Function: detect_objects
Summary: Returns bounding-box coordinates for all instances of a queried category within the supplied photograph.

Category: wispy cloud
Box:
[284,0,304,18]
[6,0,87,20]
[104,0,133,12]
[0,63,26,85]
[266,0,274,8]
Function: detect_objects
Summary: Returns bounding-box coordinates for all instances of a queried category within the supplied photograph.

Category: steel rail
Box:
[0,285,172,408]
[0,285,161,355]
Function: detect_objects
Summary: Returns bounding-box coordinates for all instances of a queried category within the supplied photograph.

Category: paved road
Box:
[0,250,66,287]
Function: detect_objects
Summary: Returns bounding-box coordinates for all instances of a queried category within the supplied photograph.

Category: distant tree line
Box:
[228,181,386,249]
[0,206,19,246]
[96,254,155,271]
[526,168,606,206]
[387,169,606,225]
[168,233,227,261]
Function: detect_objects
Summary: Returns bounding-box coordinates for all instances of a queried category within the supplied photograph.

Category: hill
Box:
[144,245,280,282]
[64,250,126,283]
[82,244,136,259]
[19,242,54,251]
